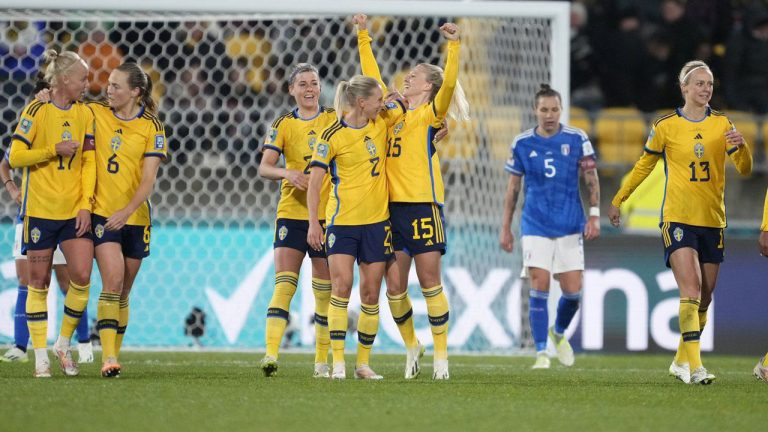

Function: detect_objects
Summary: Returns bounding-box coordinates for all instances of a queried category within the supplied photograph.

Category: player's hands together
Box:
[55,140,79,157]
[307,221,324,252]
[284,169,308,191]
[353,14,367,31]
[440,23,460,41]
[75,209,91,237]
[499,227,514,253]
[584,215,600,240]
[608,205,621,228]
[759,231,768,257]
[725,128,745,148]
[105,208,131,231]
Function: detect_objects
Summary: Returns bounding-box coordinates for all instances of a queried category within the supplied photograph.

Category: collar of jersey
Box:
[533,123,562,139]
[340,118,368,130]
[676,106,711,122]
[51,101,72,111]
[112,104,145,121]
[293,106,323,121]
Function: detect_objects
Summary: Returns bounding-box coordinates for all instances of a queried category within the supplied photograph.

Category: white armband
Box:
[589,207,600,217]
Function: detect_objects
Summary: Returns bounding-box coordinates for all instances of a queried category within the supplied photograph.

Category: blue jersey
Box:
[505,124,595,237]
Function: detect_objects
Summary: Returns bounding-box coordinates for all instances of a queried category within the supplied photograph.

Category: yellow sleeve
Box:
[264,115,288,154]
[611,151,661,207]
[145,119,168,159]
[80,112,96,211]
[9,105,56,168]
[432,40,460,124]
[357,29,386,91]
[762,189,768,231]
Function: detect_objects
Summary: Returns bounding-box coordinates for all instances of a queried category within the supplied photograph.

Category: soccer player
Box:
[754,189,768,384]
[8,49,96,378]
[0,156,93,364]
[257,63,337,378]
[609,60,752,385]
[500,84,600,369]
[352,14,468,380]
[306,75,404,380]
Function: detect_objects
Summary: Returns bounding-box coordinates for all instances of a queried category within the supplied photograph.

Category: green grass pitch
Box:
[2,352,766,431]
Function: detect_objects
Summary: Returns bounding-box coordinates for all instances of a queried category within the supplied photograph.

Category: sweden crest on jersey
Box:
[394,122,404,135]
[61,130,72,141]
[111,135,122,152]
[365,138,377,157]
[308,136,317,150]
[694,143,704,159]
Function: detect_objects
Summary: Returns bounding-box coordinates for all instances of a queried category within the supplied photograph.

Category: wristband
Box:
[3,179,13,187]
[589,207,600,217]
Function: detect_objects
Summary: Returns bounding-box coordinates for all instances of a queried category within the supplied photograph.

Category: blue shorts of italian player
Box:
[325,220,394,263]
[274,218,327,259]
[661,221,724,268]
[92,214,151,259]
[23,216,93,253]
[389,202,447,256]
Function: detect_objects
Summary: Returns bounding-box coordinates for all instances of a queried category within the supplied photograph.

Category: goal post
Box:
[0,1,570,352]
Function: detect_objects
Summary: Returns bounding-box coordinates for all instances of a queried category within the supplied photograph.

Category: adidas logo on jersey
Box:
[62,121,71,127]
[694,133,703,140]
[529,150,538,158]
[115,128,123,134]
[308,130,316,135]
[425,239,434,246]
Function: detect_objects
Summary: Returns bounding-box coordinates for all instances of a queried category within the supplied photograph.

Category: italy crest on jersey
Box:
[95,224,105,239]
[111,135,122,152]
[365,138,377,157]
[673,227,684,242]
[327,233,336,249]
[278,225,288,241]
[561,144,570,156]
[30,227,41,244]
[693,143,704,159]
[394,122,404,135]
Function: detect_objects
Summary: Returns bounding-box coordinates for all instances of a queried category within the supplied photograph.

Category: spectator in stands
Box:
[655,0,705,81]
[599,8,645,108]
[570,1,603,109]
[637,33,679,111]
[724,6,768,114]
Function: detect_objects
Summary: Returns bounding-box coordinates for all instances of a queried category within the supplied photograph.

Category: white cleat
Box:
[532,352,550,369]
[432,359,449,380]
[753,357,768,383]
[549,327,574,367]
[668,361,690,384]
[34,358,52,378]
[78,342,94,364]
[0,346,29,363]
[690,366,716,385]
[313,363,330,378]
[332,362,346,380]
[354,364,383,380]
[52,341,79,377]
[404,342,425,379]
[259,355,278,377]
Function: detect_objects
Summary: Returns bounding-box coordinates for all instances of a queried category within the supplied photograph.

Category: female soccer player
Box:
[306,75,404,380]
[500,84,600,370]
[609,60,752,385]
[353,14,468,380]
[257,63,337,378]
[9,49,96,378]
[753,189,768,384]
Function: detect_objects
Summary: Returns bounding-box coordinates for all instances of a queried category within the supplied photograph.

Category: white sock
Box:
[56,335,70,349]
[34,348,48,365]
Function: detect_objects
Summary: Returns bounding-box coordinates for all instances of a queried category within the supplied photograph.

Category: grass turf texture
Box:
[2,352,765,431]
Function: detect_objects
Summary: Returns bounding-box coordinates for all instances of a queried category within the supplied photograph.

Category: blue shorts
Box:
[23,216,93,253]
[274,218,327,259]
[389,203,446,256]
[662,222,724,268]
[325,221,394,263]
[92,214,150,259]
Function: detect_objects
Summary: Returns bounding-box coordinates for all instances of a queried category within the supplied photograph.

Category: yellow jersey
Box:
[9,100,96,220]
[263,107,336,221]
[90,102,167,226]
[612,108,752,228]
[309,106,404,226]
[761,189,767,231]
[358,29,461,204]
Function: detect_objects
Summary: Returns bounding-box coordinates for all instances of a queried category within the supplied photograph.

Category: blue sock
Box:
[529,289,549,352]
[14,285,29,352]
[76,306,90,344]
[554,292,581,335]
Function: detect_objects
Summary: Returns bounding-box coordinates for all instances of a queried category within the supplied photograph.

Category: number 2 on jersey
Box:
[369,157,381,176]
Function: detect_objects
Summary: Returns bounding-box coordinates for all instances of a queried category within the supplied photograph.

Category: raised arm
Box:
[433,23,461,119]
[354,14,386,91]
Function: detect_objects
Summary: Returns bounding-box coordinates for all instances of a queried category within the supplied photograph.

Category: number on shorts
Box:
[143,225,151,245]
[411,217,434,240]
[384,225,393,254]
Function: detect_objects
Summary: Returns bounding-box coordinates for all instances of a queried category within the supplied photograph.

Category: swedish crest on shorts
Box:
[278,225,288,241]
[95,224,105,239]
[327,233,336,249]
[30,227,41,244]
[673,227,683,242]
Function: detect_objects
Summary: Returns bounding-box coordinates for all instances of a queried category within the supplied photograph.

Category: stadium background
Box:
[1,0,766,355]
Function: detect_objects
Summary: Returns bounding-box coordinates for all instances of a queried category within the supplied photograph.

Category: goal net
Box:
[0,1,569,352]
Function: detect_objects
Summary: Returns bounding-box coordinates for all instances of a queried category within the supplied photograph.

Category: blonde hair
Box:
[678,60,712,86]
[417,63,470,121]
[42,49,86,87]
[333,75,381,121]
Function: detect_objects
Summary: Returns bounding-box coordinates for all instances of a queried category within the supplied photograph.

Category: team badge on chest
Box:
[61,130,72,142]
[561,144,570,156]
[365,138,377,157]
[394,122,404,135]
[111,135,122,152]
[693,143,704,159]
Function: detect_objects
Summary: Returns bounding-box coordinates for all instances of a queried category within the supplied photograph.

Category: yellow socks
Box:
[26,286,49,349]
[356,303,379,367]
[116,298,129,358]
[264,271,298,358]
[97,291,121,360]
[387,291,417,348]
[312,278,331,364]
[60,281,90,339]
[423,285,450,361]
[328,295,349,365]
[674,306,709,365]
[679,298,702,370]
